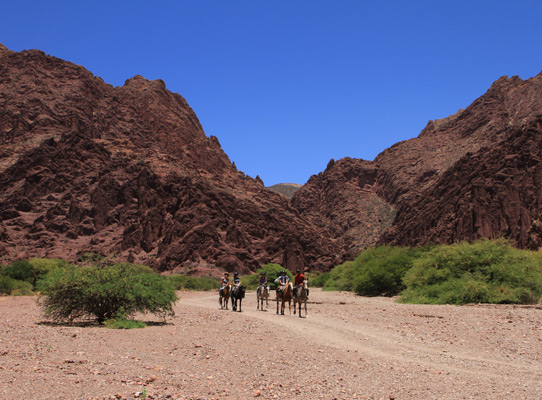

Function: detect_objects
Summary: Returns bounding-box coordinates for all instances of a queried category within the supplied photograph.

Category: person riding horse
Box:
[257,272,268,294]
[232,271,241,288]
[293,269,305,298]
[220,272,230,295]
[275,270,290,295]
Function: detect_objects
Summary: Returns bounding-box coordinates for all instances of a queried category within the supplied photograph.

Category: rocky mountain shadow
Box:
[0,44,345,274]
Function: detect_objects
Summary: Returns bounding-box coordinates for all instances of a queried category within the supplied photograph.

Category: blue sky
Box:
[2,1,542,185]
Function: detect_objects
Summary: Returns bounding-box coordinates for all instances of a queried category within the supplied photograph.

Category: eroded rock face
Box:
[293,73,542,252]
[0,45,345,273]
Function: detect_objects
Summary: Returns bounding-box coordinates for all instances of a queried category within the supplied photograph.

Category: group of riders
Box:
[219,269,308,299]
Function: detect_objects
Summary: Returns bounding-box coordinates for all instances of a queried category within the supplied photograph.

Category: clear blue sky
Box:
[2,1,542,185]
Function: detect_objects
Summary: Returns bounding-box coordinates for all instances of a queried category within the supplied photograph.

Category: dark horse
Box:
[230,285,246,312]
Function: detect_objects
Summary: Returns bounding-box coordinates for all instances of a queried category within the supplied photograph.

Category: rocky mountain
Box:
[292,72,542,252]
[267,183,302,199]
[0,44,345,274]
[3,42,542,273]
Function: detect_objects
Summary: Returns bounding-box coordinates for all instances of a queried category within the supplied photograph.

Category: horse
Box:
[256,284,269,311]
[293,279,308,318]
[219,283,230,310]
[276,282,292,315]
[230,285,246,312]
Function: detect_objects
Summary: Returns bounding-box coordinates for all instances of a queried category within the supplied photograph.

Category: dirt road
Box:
[1,290,541,399]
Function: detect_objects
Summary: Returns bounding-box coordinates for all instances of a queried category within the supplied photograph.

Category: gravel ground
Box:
[1,289,541,399]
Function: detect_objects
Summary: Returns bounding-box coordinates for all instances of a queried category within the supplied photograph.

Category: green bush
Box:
[399,239,542,304]
[0,258,71,293]
[0,275,33,295]
[306,271,329,288]
[353,246,429,296]
[2,260,35,285]
[320,246,429,295]
[39,263,178,323]
[167,275,220,291]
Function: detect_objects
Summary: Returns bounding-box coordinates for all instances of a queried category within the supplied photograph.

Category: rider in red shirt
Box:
[293,269,305,298]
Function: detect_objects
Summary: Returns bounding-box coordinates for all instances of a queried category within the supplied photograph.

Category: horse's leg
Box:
[304,298,307,316]
[293,299,296,315]
[239,299,242,312]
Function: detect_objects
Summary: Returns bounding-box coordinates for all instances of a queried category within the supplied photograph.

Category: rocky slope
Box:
[0,44,344,273]
[293,72,542,252]
[266,183,302,199]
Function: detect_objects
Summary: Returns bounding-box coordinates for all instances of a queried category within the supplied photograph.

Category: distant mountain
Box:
[0,44,345,274]
[267,183,302,199]
[292,72,542,253]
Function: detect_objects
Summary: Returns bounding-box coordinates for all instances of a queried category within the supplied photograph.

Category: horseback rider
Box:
[293,269,305,298]
[219,272,230,295]
[232,271,241,288]
[274,270,290,293]
[258,272,268,293]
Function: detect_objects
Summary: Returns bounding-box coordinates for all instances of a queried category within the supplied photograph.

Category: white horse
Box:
[293,279,308,318]
[256,284,269,310]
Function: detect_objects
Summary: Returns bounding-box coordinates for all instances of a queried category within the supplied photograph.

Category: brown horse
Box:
[293,279,308,318]
[276,282,293,315]
[257,285,269,311]
[219,284,230,310]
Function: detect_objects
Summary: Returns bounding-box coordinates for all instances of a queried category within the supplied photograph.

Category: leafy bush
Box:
[353,246,429,296]
[2,260,35,285]
[0,275,33,295]
[320,246,429,295]
[399,239,542,304]
[306,271,329,288]
[0,258,71,294]
[39,263,178,323]
[167,275,220,291]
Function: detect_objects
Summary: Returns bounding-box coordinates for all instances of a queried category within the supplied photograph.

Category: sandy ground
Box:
[0,289,541,400]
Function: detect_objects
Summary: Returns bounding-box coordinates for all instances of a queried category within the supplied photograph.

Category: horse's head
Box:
[238,286,246,298]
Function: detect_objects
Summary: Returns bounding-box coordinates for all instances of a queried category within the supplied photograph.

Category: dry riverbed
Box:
[1,289,541,399]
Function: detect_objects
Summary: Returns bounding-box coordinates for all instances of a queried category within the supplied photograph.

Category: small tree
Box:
[38,263,178,324]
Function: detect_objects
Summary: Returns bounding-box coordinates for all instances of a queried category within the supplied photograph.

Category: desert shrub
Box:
[320,245,429,295]
[167,275,220,291]
[321,260,356,291]
[39,263,178,323]
[0,258,71,293]
[0,275,17,295]
[399,239,542,304]
[306,271,330,288]
[353,246,428,296]
[2,260,35,285]
[0,275,33,295]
